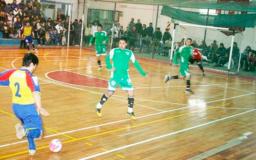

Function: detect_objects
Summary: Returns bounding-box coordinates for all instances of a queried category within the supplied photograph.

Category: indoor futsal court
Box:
[1,0,256,159]
[0,48,255,159]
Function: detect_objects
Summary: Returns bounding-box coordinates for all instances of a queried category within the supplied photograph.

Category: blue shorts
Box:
[25,36,33,44]
[12,104,43,131]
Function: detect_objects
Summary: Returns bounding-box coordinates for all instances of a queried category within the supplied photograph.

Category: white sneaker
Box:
[164,74,170,83]
[98,67,102,71]
[185,89,194,94]
[15,123,26,139]
[29,149,36,155]
[96,103,102,117]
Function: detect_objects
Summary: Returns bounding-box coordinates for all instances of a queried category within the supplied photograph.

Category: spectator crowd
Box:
[0,0,255,72]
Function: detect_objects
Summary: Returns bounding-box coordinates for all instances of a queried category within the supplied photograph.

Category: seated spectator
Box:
[162,28,172,44]
[215,43,227,67]
[3,21,9,38]
[240,46,251,71]
[247,50,256,72]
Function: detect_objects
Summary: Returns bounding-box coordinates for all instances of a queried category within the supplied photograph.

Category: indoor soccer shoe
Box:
[96,108,102,117]
[15,123,26,139]
[185,88,194,94]
[164,75,170,83]
[98,67,102,71]
[127,112,136,119]
[29,149,36,155]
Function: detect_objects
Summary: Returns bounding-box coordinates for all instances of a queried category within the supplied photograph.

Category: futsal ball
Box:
[49,139,62,153]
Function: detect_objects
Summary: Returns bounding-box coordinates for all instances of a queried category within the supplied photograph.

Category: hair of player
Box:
[119,37,128,43]
[97,24,103,28]
[187,38,192,41]
[22,53,39,67]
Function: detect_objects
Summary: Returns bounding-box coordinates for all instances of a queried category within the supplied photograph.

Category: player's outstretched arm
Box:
[133,60,147,77]
[33,92,49,116]
[0,70,15,86]
[105,54,112,70]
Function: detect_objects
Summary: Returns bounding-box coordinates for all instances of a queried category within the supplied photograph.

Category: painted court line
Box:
[189,132,253,160]
[1,75,253,149]
[43,75,185,107]
[0,106,222,159]
[0,104,254,149]
[78,109,256,160]
[42,76,164,112]
[206,93,255,104]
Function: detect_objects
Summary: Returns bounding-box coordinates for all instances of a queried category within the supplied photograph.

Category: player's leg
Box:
[96,90,114,117]
[164,74,179,83]
[96,78,117,116]
[127,90,135,119]
[120,75,136,119]
[164,66,180,83]
[24,115,43,155]
[184,70,193,94]
[96,45,106,70]
[95,45,102,69]
[27,128,41,155]
[197,61,205,76]
[13,104,43,155]
[96,55,102,70]
[13,104,26,139]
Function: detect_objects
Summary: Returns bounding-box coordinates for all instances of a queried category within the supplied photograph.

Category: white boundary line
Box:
[0,102,254,149]
[79,109,256,160]
[1,52,255,150]
[43,74,186,106]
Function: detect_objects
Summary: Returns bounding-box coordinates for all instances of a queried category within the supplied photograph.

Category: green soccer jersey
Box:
[173,45,193,65]
[173,45,193,77]
[106,48,146,76]
[106,48,146,90]
[90,31,108,45]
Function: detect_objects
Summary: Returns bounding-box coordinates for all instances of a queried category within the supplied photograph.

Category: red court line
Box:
[47,71,108,88]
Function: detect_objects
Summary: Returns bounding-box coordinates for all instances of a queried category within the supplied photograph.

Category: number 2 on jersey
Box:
[15,82,21,97]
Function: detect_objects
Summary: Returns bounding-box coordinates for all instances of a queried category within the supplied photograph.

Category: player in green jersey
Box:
[89,24,108,70]
[96,37,147,119]
[164,38,194,94]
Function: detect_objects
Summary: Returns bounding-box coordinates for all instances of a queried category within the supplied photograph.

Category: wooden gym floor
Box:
[0,48,255,160]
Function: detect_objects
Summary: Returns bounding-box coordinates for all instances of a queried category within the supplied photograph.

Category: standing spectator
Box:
[232,42,240,68]
[135,19,142,35]
[199,40,209,57]
[162,28,172,44]
[210,40,218,62]
[247,50,256,71]
[127,26,138,51]
[146,22,154,38]
[128,18,135,31]
[55,22,64,45]
[140,24,148,53]
[11,0,18,10]
[110,22,120,48]
[74,19,82,45]
[152,27,162,55]
[216,43,227,67]
[240,46,251,71]
[3,21,9,38]
[84,23,92,46]
[38,22,46,45]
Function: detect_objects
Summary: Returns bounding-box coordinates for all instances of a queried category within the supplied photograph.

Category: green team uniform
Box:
[106,48,146,91]
[173,45,193,77]
[90,31,108,56]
